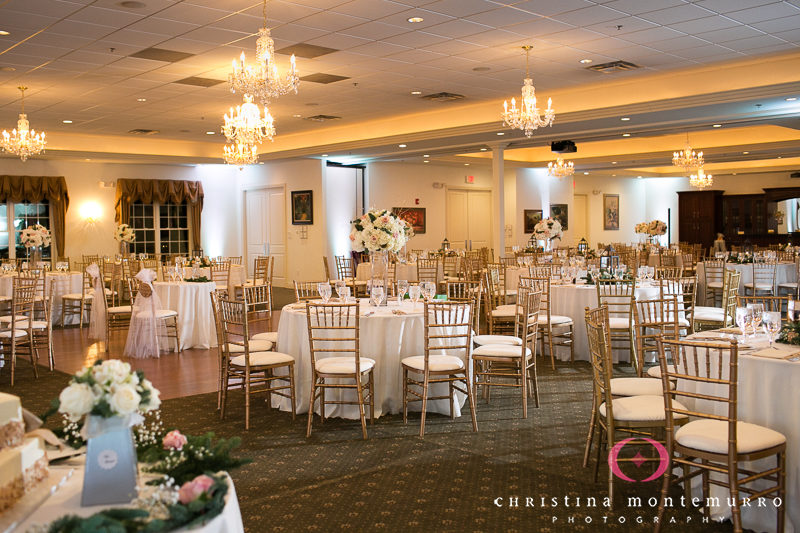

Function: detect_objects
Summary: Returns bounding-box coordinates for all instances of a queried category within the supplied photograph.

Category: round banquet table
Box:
[0,272,82,326]
[275,299,468,420]
[696,261,796,305]
[680,331,800,533]
[548,282,663,364]
[152,281,217,349]
[177,264,246,294]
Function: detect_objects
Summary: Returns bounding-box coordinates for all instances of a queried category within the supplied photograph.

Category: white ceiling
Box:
[1,0,799,143]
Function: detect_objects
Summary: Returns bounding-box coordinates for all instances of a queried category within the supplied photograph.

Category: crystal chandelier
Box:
[228,0,299,104]
[223,141,259,168]
[502,45,554,137]
[689,166,713,189]
[672,134,704,170]
[222,94,275,146]
[547,158,574,177]
[1,86,46,162]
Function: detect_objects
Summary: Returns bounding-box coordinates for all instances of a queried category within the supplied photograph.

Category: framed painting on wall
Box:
[523,209,543,233]
[291,190,313,225]
[393,207,426,234]
[603,194,620,230]
[551,204,568,230]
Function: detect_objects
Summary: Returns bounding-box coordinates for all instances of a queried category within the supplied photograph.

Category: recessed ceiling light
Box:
[497,132,505,136]
[423,160,430,163]
[464,163,469,166]
[583,171,589,175]
[611,161,617,164]
[423,154,429,158]
[62,120,73,124]
[85,158,92,161]
[398,144,407,148]
[743,151,749,154]
[579,59,592,64]
[622,133,630,137]
[786,97,797,101]
[778,156,782,159]
[620,117,630,121]
[712,124,722,127]
[407,16,424,23]
[0,31,9,36]
[205,131,215,135]
[480,148,487,151]
[321,154,328,157]
[0,66,16,72]
[637,176,642,179]
[118,0,146,7]
[292,114,302,118]
[472,66,490,72]
[137,98,146,102]
[612,174,617,177]
[410,90,422,95]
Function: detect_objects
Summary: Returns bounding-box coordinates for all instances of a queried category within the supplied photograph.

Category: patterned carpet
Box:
[1,361,736,532]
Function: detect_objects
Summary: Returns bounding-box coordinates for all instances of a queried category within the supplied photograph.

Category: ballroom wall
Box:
[514,167,575,247]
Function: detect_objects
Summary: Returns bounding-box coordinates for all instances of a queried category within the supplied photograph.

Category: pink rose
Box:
[162,430,188,451]
[178,474,216,504]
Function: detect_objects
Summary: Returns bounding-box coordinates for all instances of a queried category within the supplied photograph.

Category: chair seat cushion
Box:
[539,314,573,326]
[402,354,463,372]
[63,292,92,300]
[678,317,691,327]
[675,419,786,454]
[778,282,798,289]
[608,316,631,330]
[108,305,132,314]
[227,339,273,353]
[491,304,516,317]
[230,351,294,367]
[473,334,522,346]
[136,309,177,319]
[599,394,688,422]
[707,281,723,289]
[317,356,375,374]
[0,329,28,338]
[473,344,531,359]
[610,377,667,397]
[693,306,726,322]
[7,319,48,329]
[743,283,773,291]
[647,364,678,379]
[251,331,278,343]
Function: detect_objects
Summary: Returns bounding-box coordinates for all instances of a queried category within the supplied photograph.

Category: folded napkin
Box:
[717,327,743,334]
[749,345,800,360]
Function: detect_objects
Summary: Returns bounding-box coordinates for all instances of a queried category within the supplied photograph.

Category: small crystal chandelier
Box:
[502,45,554,137]
[689,166,713,189]
[548,158,574,178]
[228,0,299,104]
[1,86,46,162]
[672,134,704,170]
[223,141,259,168]
[222,94,275,147]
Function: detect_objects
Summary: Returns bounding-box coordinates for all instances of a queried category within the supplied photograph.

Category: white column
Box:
[491,143,508,259]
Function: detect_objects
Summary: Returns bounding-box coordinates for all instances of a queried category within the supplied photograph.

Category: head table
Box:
[275,298,469,420]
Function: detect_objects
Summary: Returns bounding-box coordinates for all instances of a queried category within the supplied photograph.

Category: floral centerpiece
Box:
[20,224,51,248]
[349,209,411,253]
[115,224,136,243]
[532,217,562,251]
[647,220,667,236]
[634,222,649,235]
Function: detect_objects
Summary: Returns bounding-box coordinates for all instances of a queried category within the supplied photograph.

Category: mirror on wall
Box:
[771,199,799,234]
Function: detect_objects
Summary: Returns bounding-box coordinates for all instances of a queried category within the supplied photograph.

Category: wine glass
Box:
[762,311,781,349]
[339,285,351,302]
[421,281,436,301]
[335,280,347,300]
[747,303,764,336]
[736,307,751,337]
[370,286,385,307]
[409,284,421,306]
[397,279,409,301]
[317,282,332,303]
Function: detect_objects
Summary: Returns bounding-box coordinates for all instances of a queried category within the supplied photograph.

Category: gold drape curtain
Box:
[0,176,70,256]
[114,179,204,248]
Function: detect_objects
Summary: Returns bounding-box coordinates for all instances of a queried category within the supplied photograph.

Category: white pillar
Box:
[491,143,508,259]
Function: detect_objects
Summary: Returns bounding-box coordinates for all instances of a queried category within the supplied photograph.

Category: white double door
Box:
[446,188,492,250]
[244,187,286,285]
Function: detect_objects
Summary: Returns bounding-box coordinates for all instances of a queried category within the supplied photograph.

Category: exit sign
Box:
[464,175,475,184]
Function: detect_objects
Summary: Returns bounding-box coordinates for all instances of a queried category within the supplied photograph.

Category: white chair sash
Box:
[124,268,166,359]
[86,263,107,343]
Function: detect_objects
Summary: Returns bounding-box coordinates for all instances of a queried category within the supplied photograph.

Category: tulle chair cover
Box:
[124,268,166,359]
[86,263,107,343]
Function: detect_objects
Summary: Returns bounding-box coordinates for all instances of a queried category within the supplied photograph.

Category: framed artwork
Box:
[291,190,313,225]
[603,194,620,231]
[551,204,568,230]
[523,209,543,233]
[392,207,426,234]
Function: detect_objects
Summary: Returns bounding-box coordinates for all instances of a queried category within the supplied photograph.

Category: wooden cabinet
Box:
[677,190,723,250]
[721,194,767,238]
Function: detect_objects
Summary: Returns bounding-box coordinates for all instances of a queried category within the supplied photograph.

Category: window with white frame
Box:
[128,201,190,256]
[0,202,52,259]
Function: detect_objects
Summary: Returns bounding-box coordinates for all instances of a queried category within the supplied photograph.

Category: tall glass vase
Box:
[370,250,389,306]
[29,246,42,268]
[120,240,129,257]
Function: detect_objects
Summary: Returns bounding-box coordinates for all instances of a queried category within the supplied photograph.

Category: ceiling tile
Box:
[638,4,716,25]
[294,11,370,32]
[157,38,218,55]
[552,5,628,26]
[723,34,790,51]
[206,14,263,33]
[774,28,800,41]
[601,0,685,16]
[459,29,528,47]
[726,2,800,24]
[2,0,83,18]
[305,32,373,50]
[377,8,455,29]
[583,17,659,36]
[621,26,686,44]
[423,19,492,39]
[48,19,117,39]
[339,21,412,40]
[347,41,411,57]
[513,0,595,17]
[751,14,800,33]
[156,4,232,25]
[464,7,542,27]
[506,17,574,36]
[647,35,712,52]
[382,30,450,47]
[423,0,497,18]
[667,16,742,34]
[127,17,201,36]
[693,0,781,14]
[333,0,412,19]
[0,11,62,33]
[422,38,484,55]
[386,48,447,63]
[696,25,765,43]
[541,28,610,45]
[67,6,145,26]
[256,1,322,24]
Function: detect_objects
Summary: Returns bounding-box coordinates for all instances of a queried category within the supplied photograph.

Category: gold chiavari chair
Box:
[654,266,682,280]
[242,283,277,348]
[127,278,180,353]
[101,272,133,352]
[306,301,373,439]
[401,300,477,437]
[595,279,636,373]
[702,258,726,306]
[334,255,367,297]
[218,297,296,430]
[226,256,243,265]
[210,261,231,296]
[472,288,541,418]
[777,256,800,297]
[659,250,678,267]
[633,295,680,377]
[744,260,777,296]
[654,338,786,533]
[693,270,741,332]
[681,253,695,276]
[482,271,515,336]
[31,279,55,371]
[446,279,482,337]
[583,305,688,505]
[0,277,37,386]
[499,256,517,267]
[61,264,93,328]
[416,258,441,288]
[736,294,790,323]
[293,280,324,302]
[776,250,794,262]
[659,276,697,336]
[322,256,332,281]
[521,276,574,370]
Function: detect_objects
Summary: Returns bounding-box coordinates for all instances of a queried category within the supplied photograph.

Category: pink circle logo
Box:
[608,437,669,482]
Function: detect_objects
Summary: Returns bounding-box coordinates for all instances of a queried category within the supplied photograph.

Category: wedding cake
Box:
[0,393,49,513]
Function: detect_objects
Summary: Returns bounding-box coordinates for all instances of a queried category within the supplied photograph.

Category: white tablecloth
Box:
[0,272,82,326]
[275,299,467,419]
[13,465,243,533]
[355,262,444,283]
[153,281,217,349]
[696,262,796,305]
[681,332,800,533]
[177,265,246,295]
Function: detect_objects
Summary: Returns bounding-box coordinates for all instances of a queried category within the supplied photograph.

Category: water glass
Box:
[736,307,751,336]
[397,279,409,300]
[423,281,437,301]
[370,286,385,307]
[409,284,421,304]
[335,280,347,300]
[339,286,351,302]
[762,311,781,348]
[747,303,764,333]
[317,282,332,303]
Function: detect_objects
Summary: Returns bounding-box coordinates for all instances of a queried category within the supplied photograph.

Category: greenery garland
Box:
[778,321,800,345]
